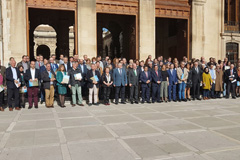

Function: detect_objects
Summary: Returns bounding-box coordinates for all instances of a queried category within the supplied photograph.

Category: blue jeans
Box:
[168,84,176,101]
[178,82,186,100]
[211,83,215,98]
[203,89,209,98]
[223,83,226,96]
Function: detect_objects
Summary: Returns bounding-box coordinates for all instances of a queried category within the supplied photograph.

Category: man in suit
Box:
[140,66,152,103]
[35,56,43,69]
[128,63,139,104]
[49,57,58,73]
[6,59,21,111]
[24,61,41,109]
[168,64,178,102]
[192,61,202,100]
[113,63,128,104]
[177,62,188,102]
[225,64,238,99]
[41,63,56,108]
[39,58,48,104]
[78,59,88,97]
[0,60,6,86]
[68,62,84,107]
[63,57,71,72]
[151,65,162,103]
[86,64,101,106]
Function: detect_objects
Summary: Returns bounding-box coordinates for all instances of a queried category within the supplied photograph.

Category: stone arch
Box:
[33,24,57,59]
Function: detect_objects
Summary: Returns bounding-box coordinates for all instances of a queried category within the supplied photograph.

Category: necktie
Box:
[145,72,148,78]
[231,70,233,75]
[39,62,40,67]
[134,70,137,76]
[156,71,158,76]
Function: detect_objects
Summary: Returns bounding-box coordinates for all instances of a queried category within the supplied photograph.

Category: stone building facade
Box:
[0,0,239,66]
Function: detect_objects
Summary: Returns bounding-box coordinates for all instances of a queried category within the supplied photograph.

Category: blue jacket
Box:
[151,70,162,87]
[50,63,58,72]
[140,71,152,88]
[40,65,47,73]
[78,64,88,78]
[113,68,128,86]
[167,69,178,85]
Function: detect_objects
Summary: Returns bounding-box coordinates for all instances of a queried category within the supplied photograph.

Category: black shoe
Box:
[141,101,144,104]
[232,96,236,99]
[147,101,151,104]
[226,96,229,99]
[183,99,187,102]
[35,106,38,109]
[88,103,92,106]
[93,103,99,106]
[40,101,44,104]
[152,101,155,103]
[131,101,134,104]
[120,102,126,104]
[115,102,118,105]
[179,100,182,102]
[168,100,172,102]
[192,98,195,101]
[157,101,161,103]
[197,98,202,100]
[28,106,32,109]
[135,101,139,104]
[173,100,177,102]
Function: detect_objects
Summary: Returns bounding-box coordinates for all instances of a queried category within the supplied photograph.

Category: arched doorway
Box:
[34,24,56,59]
[37,45,50,59]
[226,42,239,65]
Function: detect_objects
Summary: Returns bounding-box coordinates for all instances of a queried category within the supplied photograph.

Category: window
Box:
[226,42,239,65]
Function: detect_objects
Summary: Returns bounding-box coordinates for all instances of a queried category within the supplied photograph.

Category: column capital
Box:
[192,0,207,4]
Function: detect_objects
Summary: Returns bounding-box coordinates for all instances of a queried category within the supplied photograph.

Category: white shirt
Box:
[11,67,17,80]
[30,68,35,80]
[106,74,111,83]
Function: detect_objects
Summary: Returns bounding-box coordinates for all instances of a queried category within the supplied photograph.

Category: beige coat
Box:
[215,69,223,91]
[176,67,188,83]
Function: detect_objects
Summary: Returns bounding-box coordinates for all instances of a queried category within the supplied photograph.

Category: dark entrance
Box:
[37,45,51,59]
[226,42,239,65]
[28,8,76,60]
[97,13,136,60]
[156,18,188,60]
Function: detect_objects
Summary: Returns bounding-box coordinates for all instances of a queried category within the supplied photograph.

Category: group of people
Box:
[0,54,239,111]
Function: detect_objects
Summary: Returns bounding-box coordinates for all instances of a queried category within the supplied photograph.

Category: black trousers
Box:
[7,88,20,108]
[103,87,111,103]
[129,85,138,102]
[227,82,236,97]
[0,91,4,107]
[192,82,200,99]
[152,85,160,102]
[142,86,150,102]
[115,86,125,103]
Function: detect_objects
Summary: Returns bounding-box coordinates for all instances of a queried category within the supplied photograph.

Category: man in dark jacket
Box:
[68,62,84,107]
[86,64,101,106]
[191,61,203,100]
[151,65,162,103]
[6,59,21,111]
[128,63,140,104]
[41,63,56,108]
[140,66,152,103]
[225,64,238,99]
[24,61,41,109]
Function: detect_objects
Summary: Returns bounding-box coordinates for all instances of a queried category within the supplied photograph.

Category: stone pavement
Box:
[0,99,240,160]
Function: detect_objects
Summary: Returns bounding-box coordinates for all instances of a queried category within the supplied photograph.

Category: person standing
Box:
[185,63,193,101]
[68,62,84,107]
[160,65,169,102]
[209,64,216,98]
[202,67,212,100]
[128,63,140,104]
[151,65,162,103]
[56,65,68,107]
[215,64,223,98]
[35,56,43,69]
[177,62,188,102]
[102,67,113,105]
[41,63,56,108]
[78,59,88,97]
[0,60,6,111]
[168,64,178,102]
[19,66,26,108]
[49,57,58,73]
[17,55,29,73]
[113,63,128,105]
[140,66,152,103]
[25,61,41,109]
[39,58,48,104]
[192,61,203,100]
[225,64,238,99]
[6,60,21,111]
[86,64,101,106]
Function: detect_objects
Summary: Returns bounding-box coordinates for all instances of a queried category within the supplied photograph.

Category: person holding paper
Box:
[68,62,84,107]
[6,59,21,111]
[225,64,238,99]
[56,65,68,107]
[236,66,240,97]
[25,61,40,109]
[41,63,56,108]
[86,64,101,106]
[19,66,27,108]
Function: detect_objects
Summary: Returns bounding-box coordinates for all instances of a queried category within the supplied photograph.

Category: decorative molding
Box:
[26,0,77,10]
[155,8,190,19]
[96,0,138,15]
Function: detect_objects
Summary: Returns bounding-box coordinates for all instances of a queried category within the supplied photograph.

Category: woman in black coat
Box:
[185,63,193,101]
[101,67,113,105]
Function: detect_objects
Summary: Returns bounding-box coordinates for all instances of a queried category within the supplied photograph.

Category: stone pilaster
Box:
[139,0,155,60]
[77,0,97,59]
[191,0,207,59]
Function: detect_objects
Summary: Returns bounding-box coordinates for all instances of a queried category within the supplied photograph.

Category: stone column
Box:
[191,0,206,59]
[77,0,96,58]
[139,0,155,60]
[0,0,3,65]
